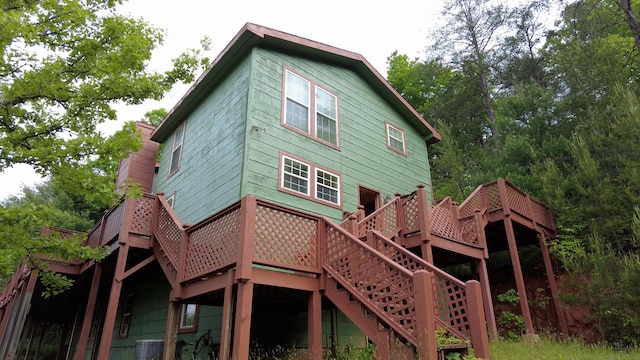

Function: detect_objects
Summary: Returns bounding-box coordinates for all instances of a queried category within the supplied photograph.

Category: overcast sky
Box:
[0,0,445,200]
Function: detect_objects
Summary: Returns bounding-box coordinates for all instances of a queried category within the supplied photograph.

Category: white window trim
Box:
[279,152,342,208]
[168,121,186,177]
[166,193,175,208]
[386,122,407,156]
[283,68,340,149]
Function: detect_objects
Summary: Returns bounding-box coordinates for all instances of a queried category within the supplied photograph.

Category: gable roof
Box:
[150,23,441,145]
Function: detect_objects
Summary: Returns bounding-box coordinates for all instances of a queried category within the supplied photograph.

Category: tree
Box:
[0,0,209,194]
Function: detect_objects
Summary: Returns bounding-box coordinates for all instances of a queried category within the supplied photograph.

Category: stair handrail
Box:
[323,217,426,346]
[365,230,471,341]
[152,193,185,269]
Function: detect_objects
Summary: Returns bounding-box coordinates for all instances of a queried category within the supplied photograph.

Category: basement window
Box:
[118,293,134,338]
[179,304,198,332]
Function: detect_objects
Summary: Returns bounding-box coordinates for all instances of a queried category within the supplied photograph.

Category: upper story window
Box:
[386,122,407,156]
[169,122,186,176]
[283,69,340,149]
[279,153,341,208]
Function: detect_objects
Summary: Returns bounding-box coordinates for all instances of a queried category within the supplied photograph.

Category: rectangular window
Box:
[118,293,134,338]
[282,156,310,196]
[283,68,340,148]
[386,122,407,155]
[179,304,198,332]
[169,122,186,176]
[279,153,341,207]
[316,168,340,205]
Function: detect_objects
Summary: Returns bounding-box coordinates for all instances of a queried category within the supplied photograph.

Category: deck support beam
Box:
[74,264,102,360]
[477,258,497,340]
[96,244,129,359]
[504,216,535,335]
[308,288,322,360]
[219,283,234,360]
[232,281,253,360]
[539,231,569,336]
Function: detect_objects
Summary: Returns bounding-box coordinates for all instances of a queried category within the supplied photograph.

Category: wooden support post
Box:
[74,264,103,360]
[343,214,359,237]
[466,280,490,359]
[477,259,497,340]
[538,232,569,336]
[504,217,535,335]
[219,283,234,360]
[164,300,180,360]
[236,195,257,283]
[96,244,130,359]
[232,281,254,360]
[308,289,322,360]
[416,184,434,263]
[413,270,437,360]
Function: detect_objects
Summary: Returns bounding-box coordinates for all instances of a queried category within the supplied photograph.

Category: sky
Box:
[0,0,445,201]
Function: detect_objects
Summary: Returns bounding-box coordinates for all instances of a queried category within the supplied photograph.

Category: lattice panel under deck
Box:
[130,196,155,235]
[358,202,399,239]
[102,203,125,245]
[183,208,240,281]
[429,206,462,240]
[401,193,420,233]
[325,227,417,343]
[254,205,319,273]
[155,206,182,267]
[505,186,530,218]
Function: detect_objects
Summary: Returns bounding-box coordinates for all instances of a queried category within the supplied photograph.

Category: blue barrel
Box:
[135,339,164,360]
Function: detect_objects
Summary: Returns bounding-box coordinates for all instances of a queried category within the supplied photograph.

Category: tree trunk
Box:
[619,0,640,53]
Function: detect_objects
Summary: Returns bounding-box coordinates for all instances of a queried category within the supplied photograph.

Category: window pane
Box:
[283,158,309,195]
[316,169,339,204]
[285,72,310,133]
[316,88,337,145]
[316,113,337,145]
[387,125,405,153]
[181,304,196,328]
[286,99,309,132]
[170,144,182,174]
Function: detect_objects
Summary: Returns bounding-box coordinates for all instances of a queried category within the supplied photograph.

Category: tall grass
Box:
[489,338,640,360]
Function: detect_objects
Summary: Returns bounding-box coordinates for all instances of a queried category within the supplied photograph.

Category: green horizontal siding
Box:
[242,47,432,221]
[153,56,251,224]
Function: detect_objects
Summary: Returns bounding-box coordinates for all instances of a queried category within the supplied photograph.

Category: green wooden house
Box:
[0,23,567,360]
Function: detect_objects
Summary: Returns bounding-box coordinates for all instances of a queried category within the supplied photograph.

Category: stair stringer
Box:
[151,242,178,289]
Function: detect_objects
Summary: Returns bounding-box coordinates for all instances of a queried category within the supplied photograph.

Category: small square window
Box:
[316,169,340,205]
[386,123,407,155]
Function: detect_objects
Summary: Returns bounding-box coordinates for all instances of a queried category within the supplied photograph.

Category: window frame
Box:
[118,293,134,339]
[385,122,407,156]
[165,193,176,208]
[178,303,199,333]
[278,152,342,208]
[282,67,340,150]
[168,121,186,177]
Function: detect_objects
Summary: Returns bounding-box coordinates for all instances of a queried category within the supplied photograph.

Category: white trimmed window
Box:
[283,69,339,148]
[169,122,186,176]
[386,122,407,155]
[179,304,197,330]
[282,156,310,196]
[279,153,341,207]
[166,193,175,208]
[316,168,340,205]
[118,293,134,338]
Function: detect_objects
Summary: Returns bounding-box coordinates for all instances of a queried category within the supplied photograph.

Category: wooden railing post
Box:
[236,195,257,283]
[465,280,490,359]
[416,184,433,262]
[176,222,192,285]
[414,270,437,360]
[343,214,359,238]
